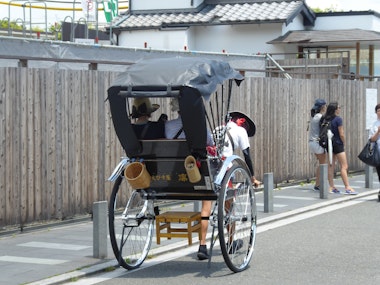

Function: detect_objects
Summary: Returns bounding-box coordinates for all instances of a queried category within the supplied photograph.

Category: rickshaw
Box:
[107,57,257,273]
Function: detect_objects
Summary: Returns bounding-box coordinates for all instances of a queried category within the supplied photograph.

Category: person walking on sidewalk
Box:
[308,99,327,191]
[368,103,380,201]
[322,102,357,195]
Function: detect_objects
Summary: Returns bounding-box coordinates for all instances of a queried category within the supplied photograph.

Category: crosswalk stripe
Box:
[18,242,91,251]
[0,255,68,265]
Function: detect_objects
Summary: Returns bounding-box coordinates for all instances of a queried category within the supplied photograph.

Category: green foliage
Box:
[0,20,24,30]
[33,26,44,32]
[49,22,61,33]
[0,19,62,40]
[0,20,8,29]
[311,6,341,13]
[103,266,116,272]
[49,22,62,40]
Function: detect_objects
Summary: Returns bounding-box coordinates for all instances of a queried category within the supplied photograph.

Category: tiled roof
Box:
[268,29,380,44]
[113,1,305,29]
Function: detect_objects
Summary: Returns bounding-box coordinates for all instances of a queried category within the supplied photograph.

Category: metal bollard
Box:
[365,164,374,189]
[193,201,201,212]
[319,164,328,199]
[263,172,273,213]
[93,201,108,259]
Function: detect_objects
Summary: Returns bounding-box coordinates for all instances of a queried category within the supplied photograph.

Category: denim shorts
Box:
[309,140,325,155]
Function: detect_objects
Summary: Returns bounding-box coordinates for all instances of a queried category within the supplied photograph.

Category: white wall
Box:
[314,15,380,32]
[371,15,380,31]
[118,22,298,56]
[119,29,190,51]
[192,23,287,55]
[283,14,305,34]
[131,0,204,11]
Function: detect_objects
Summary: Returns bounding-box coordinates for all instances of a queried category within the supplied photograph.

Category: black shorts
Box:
[333,144,344,154]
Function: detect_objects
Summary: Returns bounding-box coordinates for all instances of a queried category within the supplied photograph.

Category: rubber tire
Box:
[217,163,257,272]
[108,176,154,270]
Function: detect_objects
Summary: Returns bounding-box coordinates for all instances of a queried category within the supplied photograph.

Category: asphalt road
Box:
[69,193,380,285]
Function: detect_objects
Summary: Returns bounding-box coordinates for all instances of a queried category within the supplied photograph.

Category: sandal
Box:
[344,189,358,195]
[329,188,341,194]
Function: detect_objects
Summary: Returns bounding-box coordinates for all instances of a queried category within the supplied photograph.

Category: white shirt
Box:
[165,115,214,146]
[369,119,380,152]
[222,121,250,157]
[309,113,322,141]
[165,116,185,139]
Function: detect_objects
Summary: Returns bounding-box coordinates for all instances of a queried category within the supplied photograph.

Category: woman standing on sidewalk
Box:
[322,102,357,195]
[368,103,380,201]
[308,99,327,191]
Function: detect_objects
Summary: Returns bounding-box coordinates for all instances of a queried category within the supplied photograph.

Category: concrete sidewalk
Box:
[0,173,379,285]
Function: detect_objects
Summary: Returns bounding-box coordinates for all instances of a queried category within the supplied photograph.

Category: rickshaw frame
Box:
[107,57,257,273]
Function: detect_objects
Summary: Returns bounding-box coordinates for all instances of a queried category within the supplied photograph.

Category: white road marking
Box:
[274,195,317,201]
[0,255,68,265]
[256,202,287,208]
[18,242,90,251]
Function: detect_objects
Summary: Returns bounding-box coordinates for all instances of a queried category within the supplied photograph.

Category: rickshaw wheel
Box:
[217,163,257,272]
[109,176,154,270]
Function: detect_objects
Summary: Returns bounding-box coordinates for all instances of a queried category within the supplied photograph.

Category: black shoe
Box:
[197,245,209,260]
[227,239,243,254]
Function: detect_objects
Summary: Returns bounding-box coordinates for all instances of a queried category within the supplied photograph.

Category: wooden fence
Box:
[1,67,379,228]
[267,57,350,79]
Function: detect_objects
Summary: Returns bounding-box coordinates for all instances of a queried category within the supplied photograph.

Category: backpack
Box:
[318,119,332,149]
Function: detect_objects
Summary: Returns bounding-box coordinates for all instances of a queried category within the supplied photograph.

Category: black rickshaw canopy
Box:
[107,57,244,157]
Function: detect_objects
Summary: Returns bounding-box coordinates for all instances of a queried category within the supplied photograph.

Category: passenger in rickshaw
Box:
[130,98,165,139]
[197,112,261,260]
[165,98,214,145]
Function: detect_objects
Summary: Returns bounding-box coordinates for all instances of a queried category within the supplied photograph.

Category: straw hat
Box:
[229,111,256,137]
[131,98,160,118]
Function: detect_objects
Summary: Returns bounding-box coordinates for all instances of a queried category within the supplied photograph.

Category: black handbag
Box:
[358,140,380,167]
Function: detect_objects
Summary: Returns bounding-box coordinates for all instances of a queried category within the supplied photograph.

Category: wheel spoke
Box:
[218,163,257,272]
[109,177,154,270]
